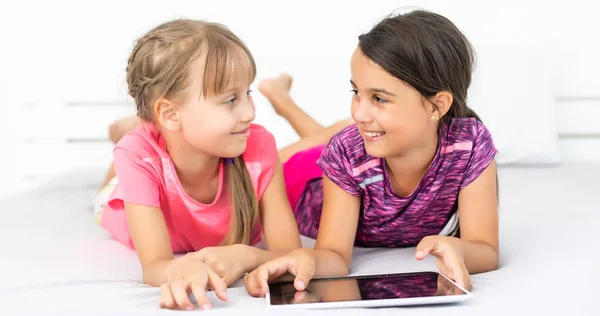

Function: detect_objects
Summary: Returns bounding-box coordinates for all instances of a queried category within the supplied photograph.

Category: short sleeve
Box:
[460,121,499,189]
[316,134,362,196]
[243,125,278,200]
[107,148,161,210]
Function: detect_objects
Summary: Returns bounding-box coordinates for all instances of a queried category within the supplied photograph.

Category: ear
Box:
[427,91,453,121]
[154,98,181,132]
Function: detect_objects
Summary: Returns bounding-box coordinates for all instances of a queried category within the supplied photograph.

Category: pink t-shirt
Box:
[100,123,277,253]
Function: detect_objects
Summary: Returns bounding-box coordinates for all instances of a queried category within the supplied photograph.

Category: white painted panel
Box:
[552,1,600,98]
[14,141,114,178]
[16,103,135,141]
[558,137,600,163]
[556,100,600,135]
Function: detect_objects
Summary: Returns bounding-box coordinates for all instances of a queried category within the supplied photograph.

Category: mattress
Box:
[0,164,597,315]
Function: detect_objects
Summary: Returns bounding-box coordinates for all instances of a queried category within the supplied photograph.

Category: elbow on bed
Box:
[485,258,500,273]
[329,258,351,277]
[466,241,500,274]
[491,251,500,271]
[313,248,351,278]
[488,244,500,271]
[474,247,500,273]
[334,265,350,277]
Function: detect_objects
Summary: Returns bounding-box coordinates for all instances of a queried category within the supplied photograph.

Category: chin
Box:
[364,143,388,158]
[223,143,247,158]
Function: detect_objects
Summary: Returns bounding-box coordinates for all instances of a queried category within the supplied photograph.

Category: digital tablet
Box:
[266,271,471,309]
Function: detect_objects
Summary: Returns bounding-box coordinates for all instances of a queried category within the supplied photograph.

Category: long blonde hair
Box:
[126,19,259,245]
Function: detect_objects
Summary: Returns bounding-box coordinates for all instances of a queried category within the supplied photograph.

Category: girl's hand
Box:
[244,248,316,297]
[415,236,473,291]
[193,244,255,286]
[160,255,228,310]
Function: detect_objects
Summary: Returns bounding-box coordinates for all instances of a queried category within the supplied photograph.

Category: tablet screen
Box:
[268,271,468,306]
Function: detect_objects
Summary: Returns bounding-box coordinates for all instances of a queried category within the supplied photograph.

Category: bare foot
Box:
[258,74,295,116]
[108,116,142,143]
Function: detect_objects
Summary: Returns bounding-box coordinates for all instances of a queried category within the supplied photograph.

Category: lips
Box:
[362,129,386,142]
[364,131,386,137]
[232,128,249,134]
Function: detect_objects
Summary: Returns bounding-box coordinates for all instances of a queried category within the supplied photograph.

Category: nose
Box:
[352,99,373,124]
[240,98,256,123]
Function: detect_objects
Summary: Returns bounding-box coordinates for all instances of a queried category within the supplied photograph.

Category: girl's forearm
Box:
[142,259,172,287]
[310,248,350,277]
[459,239,499,274]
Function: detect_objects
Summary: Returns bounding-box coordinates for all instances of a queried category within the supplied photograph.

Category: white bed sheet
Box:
[0,164,597,315]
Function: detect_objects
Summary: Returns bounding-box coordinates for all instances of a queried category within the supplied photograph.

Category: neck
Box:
[385,130,439,179]
[163,132,220,187]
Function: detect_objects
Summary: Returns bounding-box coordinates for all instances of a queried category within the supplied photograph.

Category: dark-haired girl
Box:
[245,9,499,295]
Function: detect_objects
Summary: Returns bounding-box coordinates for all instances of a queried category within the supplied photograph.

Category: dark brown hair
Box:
[360,11,499,199]
[358,10,480,127]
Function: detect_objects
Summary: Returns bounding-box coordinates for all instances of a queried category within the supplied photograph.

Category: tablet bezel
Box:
[265,271,472,309]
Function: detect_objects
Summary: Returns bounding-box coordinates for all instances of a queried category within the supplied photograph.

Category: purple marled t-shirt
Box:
[294,118,497,248]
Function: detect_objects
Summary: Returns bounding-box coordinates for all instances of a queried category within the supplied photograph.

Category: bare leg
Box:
[278,118,354,163]
[100,116,142,189]
[259,74,324,138]
[259,74,354,162]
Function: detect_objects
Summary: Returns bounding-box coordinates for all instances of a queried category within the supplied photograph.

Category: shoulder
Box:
[325,124,373,166]
[441,118,498,188]
[442,118,494,154]
[114,123,164,161]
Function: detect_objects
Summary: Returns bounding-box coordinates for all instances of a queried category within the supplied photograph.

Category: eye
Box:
[247,89,253,95]
[224,97,237,105]
[350,89,360,97]
[374,95,388,104]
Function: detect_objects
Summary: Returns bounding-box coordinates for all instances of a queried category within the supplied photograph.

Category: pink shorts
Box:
[282,145,325,211]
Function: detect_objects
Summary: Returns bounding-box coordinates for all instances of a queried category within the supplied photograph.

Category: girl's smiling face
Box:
[349,46,439,158]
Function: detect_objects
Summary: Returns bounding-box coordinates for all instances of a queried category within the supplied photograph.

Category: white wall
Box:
[0,0,598,197]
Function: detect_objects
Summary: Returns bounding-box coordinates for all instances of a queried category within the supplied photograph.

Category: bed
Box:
[0,164,597,315]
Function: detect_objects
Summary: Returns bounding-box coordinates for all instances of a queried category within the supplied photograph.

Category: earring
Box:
[431,115,436,120]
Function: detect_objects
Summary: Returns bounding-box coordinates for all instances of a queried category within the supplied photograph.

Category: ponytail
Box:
[221,157,258,245]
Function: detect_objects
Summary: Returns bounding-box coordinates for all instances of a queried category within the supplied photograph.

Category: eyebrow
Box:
[350,80,397,96]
